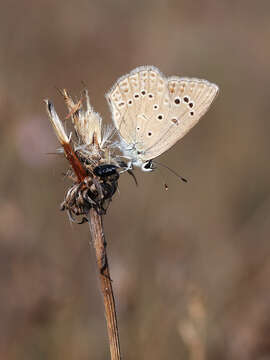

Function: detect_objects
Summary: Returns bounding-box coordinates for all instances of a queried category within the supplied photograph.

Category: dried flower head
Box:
[45,89,130,221]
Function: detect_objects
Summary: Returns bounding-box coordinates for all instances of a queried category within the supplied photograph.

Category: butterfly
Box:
[106,66,218,171]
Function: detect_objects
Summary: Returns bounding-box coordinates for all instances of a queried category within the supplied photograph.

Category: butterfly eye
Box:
[128,99,133,105]
[190,111,194,116]
[157,114,163,120]
[141,90,146,96]
[189,102,194,108]
[147,131,153,137]
[134,93,139,99]
[153,104,159,110]
[136,126,140,131]
[148,93,154,99]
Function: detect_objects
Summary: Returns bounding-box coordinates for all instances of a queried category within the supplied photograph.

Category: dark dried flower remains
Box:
[60,165,119,221]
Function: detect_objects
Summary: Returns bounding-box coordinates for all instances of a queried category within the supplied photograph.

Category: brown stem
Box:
[87,208,121,360]
[63,142,87,183]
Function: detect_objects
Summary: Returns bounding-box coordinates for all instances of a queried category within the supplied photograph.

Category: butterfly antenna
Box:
[152,160,188,183]
[156,167,169,190]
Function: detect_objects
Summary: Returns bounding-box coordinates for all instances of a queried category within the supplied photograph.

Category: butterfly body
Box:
[106,66,219,171]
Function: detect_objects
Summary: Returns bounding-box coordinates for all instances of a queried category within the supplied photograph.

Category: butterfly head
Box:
[141,160,154,172]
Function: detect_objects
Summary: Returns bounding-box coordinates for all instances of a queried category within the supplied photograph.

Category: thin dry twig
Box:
[87,208,121,360]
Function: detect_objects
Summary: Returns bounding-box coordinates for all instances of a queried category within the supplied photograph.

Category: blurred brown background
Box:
[1,0,270,359]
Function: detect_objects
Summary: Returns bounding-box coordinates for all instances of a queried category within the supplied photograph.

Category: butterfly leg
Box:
[117,159,133,174]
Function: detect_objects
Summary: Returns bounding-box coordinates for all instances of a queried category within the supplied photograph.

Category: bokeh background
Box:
[1,1,270,359]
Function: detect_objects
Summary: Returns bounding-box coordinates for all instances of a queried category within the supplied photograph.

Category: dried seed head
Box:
[45,89,126,219]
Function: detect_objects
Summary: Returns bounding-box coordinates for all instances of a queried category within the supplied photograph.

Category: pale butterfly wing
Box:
[106,66,218,163]
[106,66,169,149]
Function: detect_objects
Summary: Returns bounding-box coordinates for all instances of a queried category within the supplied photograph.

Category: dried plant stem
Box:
[87,208,121,360]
